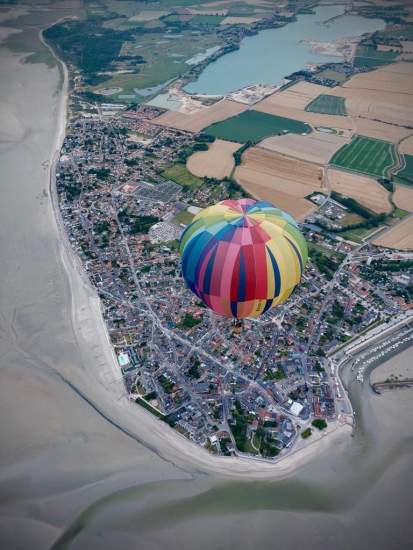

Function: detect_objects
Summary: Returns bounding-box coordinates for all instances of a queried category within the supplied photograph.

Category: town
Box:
[55,104,413,460]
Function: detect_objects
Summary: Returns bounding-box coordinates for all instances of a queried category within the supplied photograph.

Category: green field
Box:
[395,154,413,186]
[393,207,409,219]
[315,69,347,84]
[204,110,311,143]
[353,45,399,68]
[330,135,397,178]
[161,163,203,187]
[305,94,347,116]
[173,210,195,225]
[340,225,382,244]
[190,15,225,26]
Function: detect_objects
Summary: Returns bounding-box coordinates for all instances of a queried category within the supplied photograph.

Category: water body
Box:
[185,5,385,95]
[1,7,412,550]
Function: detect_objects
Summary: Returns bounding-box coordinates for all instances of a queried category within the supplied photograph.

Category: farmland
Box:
[330,135,397,178]
[305,95,347,116]
[353,45,399,68]
[234,148,323,219]
[394,184,413,212]
[341,62,413,95]
[396,154,413,186]
[373,216,413,250]
[189,14,225,25]
[186,139,241,179]
[203,110,311,143]
[258,131,347,165]
[153,100,247,132]
[399,136,413,156]
[253,89,354,133]
[328,169,392,214]
[260,81,331,110]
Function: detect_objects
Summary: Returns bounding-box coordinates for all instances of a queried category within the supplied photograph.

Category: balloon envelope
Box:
[179,198,308,318]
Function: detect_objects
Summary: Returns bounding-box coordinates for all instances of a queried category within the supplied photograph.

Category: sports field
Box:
[395,154,413,186]
[329,135,397,178]
[203,110,311,143]
[305,94,347,116]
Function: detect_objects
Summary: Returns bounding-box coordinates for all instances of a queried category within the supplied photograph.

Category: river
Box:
[0,5,412,550]
[184,4,385,95]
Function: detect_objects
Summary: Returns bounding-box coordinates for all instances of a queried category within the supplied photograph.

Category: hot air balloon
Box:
[179,198,308,319]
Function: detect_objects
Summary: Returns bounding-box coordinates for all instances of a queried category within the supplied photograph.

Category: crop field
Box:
[220,16,262,24]
[341,62,413,95]
[260,81,331,110]
[373,216,413,250]
[153,100,248,132]
[190,14,225,25]
[305,94,347,116]
[394,184,413,212]
[328,65,413,131]
[203,110,311,143]
[187,139,240,178]
[396,154,413,186]
[330,135,397,178]
[253,98,353,133]
[234,147,323,219]
[161,163,203,187]
[259,131,347,165]
[328,169,392,214]
[399,136,413,156]
[353,45,398,68]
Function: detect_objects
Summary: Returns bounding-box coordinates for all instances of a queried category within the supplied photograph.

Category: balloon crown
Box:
[179,198,308,319]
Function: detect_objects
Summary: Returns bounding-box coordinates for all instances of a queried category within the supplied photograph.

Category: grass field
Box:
[190,15,225,26]
[203,110,311,143]
[353,45,399,68]
[172,210,194,226]
[330,135,397,178]
[395,154,413,186]
[393,207,410,219]
[305,94,347,116]
[161,163,203,187]
[340,226,382,244]
[315,69,347,84]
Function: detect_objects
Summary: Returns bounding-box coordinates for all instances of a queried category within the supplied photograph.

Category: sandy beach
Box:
[41,30,353,480]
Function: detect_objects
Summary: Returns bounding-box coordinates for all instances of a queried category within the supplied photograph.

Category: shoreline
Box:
[41,16,408,479]
[42,23,353,478]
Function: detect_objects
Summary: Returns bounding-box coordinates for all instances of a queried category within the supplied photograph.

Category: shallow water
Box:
[185,5,385,95]
[0,7,412,550]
